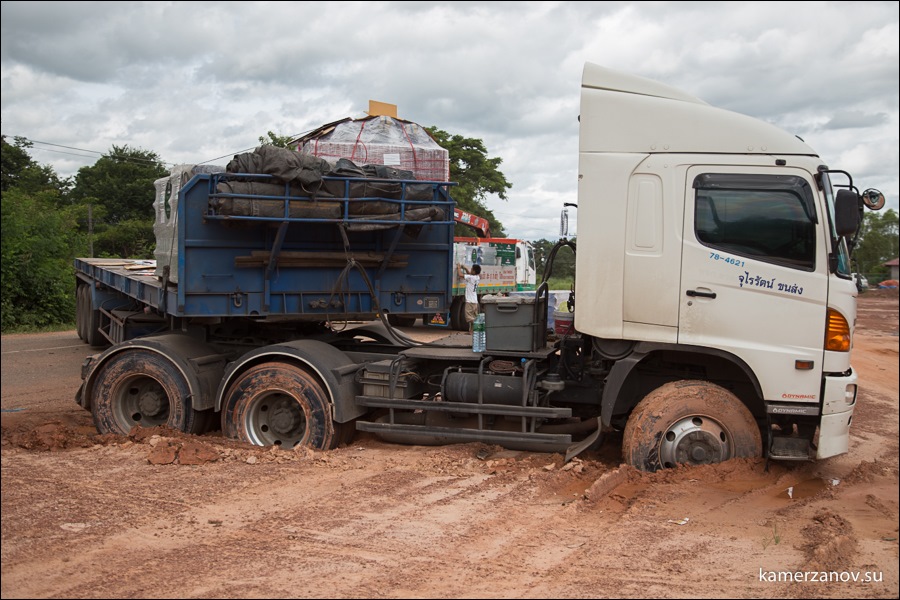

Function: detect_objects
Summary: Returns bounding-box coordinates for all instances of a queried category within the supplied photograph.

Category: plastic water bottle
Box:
[472,313,486,352]
[479,314,487,352]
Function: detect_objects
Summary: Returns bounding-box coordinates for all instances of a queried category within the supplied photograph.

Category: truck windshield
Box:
[821,172,852,277]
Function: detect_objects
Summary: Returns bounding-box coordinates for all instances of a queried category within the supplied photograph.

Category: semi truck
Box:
[73,63,886,471]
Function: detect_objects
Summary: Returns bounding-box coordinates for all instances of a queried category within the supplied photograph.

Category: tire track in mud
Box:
[4,443,897,598]
[5,426,897,598]
[3,440,606,598]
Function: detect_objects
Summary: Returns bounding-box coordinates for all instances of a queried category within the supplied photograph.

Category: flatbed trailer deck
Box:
[75,169,457,346]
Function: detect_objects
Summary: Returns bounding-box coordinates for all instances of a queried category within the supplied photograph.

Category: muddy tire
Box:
[91,349,211,435]
[221,361,343,450]
[622,380,762,472]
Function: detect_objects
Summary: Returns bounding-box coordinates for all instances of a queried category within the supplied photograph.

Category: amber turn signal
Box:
[825,308,851,352]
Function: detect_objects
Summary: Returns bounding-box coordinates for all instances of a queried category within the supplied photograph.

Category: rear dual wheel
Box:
[90,348,214,435]
[76,285,86,341]
[221,362,349,449]
[449,296,466,331]
[76,284,106,347]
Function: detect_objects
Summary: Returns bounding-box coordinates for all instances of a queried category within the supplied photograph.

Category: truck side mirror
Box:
[862,189,886,211]
[833,189,860,238]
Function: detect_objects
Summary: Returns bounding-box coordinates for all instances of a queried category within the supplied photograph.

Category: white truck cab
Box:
[575,63,882,468]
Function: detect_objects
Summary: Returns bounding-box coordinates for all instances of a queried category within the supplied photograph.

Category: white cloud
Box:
[2,0,897,241]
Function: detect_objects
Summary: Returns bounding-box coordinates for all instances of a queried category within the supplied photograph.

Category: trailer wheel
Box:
[91,349,210,435]
[221,361,344,450]
[449,296,466,331]
[75,285,87,341]
[622,380,762,472]
[83,291,106,348]
[387,314,417,328]
[76,283,106,347]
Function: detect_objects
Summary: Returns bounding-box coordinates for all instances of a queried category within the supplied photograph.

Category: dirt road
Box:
[2,292,898,599]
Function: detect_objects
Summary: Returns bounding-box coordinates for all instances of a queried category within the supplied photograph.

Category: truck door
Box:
[679,170,827,403]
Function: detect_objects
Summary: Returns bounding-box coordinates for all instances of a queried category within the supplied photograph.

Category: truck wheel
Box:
[622,380,762,472]
[82,288,106,348]
[386,314,417,328]
[450,296,466,331]
[221,361,344,450]
[76,285,86,341]
[91,349,211,435]
[77,283,106,347]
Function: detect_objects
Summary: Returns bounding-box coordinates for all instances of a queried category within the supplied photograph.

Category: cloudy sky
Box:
[2,1,898,241]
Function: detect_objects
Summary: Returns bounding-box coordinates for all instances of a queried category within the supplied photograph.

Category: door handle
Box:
[686,289,717,299]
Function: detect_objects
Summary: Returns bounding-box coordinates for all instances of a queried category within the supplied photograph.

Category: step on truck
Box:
[74,64,886,470]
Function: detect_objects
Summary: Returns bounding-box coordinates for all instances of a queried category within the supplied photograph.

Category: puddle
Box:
[777,477,834,500]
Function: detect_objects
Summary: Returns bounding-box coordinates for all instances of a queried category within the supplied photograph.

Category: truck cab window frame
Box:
[818,171,853,278]
[693,173,818,271]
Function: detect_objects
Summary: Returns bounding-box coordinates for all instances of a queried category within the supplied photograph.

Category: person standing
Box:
[458,263,481,332]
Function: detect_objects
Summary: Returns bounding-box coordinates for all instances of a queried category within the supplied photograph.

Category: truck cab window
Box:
[693,174,817,271]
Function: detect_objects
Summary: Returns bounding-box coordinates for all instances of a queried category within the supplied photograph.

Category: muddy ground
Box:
[1,291,898,599]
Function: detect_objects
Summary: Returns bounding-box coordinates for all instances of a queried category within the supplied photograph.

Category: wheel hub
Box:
[119,377,170,427]
[269,401,302,435]
[659,416,730,468]
[247,393,307,446]
[138,390,167,418]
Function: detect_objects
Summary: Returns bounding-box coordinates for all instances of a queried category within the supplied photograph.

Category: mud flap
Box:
[565,417,603,462]
[425,312,450,328]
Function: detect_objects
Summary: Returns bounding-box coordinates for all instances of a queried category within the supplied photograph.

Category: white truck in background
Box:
[444,236,537,330]
[418,208,537,330]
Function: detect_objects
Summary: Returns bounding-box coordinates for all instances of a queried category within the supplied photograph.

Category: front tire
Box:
[622,380,762,472]
[221,361,345,449]
[91,349,212,435]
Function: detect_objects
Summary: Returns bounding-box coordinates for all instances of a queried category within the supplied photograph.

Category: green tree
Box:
[1,185,81,331]
[70,145,167,224]
[68,145,166,259]
[425,127,511,238]
[532,237,576,287]
[258,131,295,148]
[1,136,82,331]
[1,135,69,196]
[854,208,899,283]
[1,135,34,192]
[94,217,155,259]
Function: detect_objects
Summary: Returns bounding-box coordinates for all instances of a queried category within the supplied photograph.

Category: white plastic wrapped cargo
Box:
[296,116,450,183]
[153,164,224,282]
